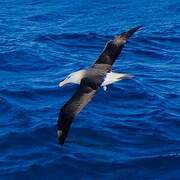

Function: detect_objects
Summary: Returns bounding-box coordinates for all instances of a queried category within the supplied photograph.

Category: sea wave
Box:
[0,0,180,179]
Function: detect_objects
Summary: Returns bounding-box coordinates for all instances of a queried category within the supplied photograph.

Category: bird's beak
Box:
[59,79,69,87]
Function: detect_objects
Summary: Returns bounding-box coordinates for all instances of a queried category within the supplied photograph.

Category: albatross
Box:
[57,25,142,145]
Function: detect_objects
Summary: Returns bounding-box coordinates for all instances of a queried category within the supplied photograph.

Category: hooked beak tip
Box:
[59,82,63,87]
[59,79,68,87]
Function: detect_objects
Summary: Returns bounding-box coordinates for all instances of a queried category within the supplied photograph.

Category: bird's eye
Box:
[67,75,71,79]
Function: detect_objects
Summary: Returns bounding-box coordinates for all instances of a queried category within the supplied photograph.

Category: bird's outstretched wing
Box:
[94,25,142,65]
[57,83,96,145]
[57,64,110,145]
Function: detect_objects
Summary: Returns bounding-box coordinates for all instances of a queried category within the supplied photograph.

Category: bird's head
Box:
[59,70,86,87]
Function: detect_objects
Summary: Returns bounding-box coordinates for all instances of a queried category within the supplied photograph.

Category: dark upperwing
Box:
[57,83,96,145]
[94,25,142,65]
[57,64,110,145]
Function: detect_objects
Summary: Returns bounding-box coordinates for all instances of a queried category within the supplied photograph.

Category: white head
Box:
[59,70,86,87]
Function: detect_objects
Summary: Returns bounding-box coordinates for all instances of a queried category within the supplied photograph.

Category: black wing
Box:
[57,65,109,145]
[94,25,142,65]
[57,84,96,145]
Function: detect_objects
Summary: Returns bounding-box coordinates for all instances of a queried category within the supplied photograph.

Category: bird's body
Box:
[59,69,132,88]
[57,26,142,145]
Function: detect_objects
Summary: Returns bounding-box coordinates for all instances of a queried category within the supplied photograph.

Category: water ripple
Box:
[1,0,180,179]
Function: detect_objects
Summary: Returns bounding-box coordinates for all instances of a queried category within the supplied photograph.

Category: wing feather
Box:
[57,72,104,145]
[94,25,142,65]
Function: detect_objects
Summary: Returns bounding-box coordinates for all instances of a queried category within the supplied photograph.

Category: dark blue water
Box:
[0,0,180,179]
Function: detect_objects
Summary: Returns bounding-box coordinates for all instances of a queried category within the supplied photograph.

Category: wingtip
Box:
[133,25,143,31]
[125,25,143,38]
[57,130,65,146]
[134,25,143,29]
[114,25,143,44]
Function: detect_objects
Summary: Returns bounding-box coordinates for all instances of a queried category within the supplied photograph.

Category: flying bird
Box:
[57,26,142,145]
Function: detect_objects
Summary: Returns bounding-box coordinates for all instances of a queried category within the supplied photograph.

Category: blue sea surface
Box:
[0,0,180,179]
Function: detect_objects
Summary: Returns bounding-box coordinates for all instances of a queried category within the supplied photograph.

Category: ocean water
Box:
[0,0,180,179]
